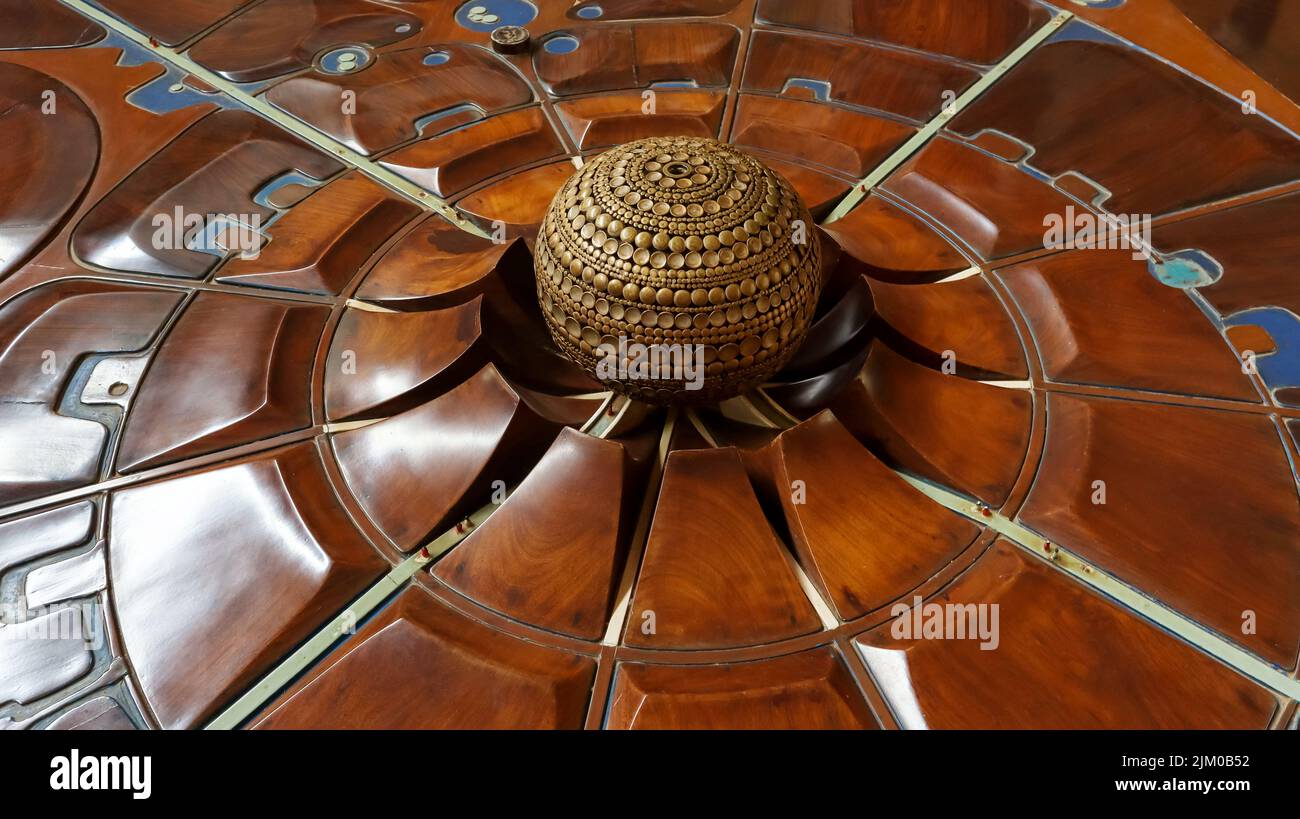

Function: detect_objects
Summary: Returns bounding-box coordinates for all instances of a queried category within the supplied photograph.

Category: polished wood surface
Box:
[6,0,1300,731]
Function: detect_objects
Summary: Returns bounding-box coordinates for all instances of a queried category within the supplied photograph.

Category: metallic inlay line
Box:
[822,9,1074,224]
[204,499,500,729]
[58,0,492,238]
[898,474,1300,701]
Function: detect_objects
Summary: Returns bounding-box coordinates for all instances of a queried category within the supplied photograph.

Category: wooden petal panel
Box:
[252,586,596,729]
[869,275,1028,380]
[626,447,821,649]
[606,649,878,729]
[324,297,485,422]
[354,216,516,307]
[731,95,913,179]
[754,412,982,620]
[1019,394,1300,667]
[433,428,633,641]
[828,341,1032,508]
[108,443,386,728]
[331,364,559,551]
[556,90,726,152]
[117,293,328,472]
[822,195,971,281]
[533,22,738,96]
[380,107,565,198]
[1000,249,1258,400]
[856,541,1277,728]
[96,0,250,47]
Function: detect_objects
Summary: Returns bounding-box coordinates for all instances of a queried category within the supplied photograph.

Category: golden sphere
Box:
[534,137,822,405]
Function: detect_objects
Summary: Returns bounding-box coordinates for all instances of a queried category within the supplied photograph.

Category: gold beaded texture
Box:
[534,136,822,405]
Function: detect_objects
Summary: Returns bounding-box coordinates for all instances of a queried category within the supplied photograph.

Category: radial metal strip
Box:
[899,474,1300,702]
[59,0,492,239]
[205,500,500,729]
[823,9,1074,224]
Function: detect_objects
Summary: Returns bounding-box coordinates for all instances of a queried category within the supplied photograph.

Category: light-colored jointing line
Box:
[205,499,499,729]
[823,9,1073,224]
[899,474,1300,702]
[59,0,493,239]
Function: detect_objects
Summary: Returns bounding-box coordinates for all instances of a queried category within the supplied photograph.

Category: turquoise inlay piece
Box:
[576,4,603,19]
[1147,249,1223,288]
[423,50,452,66]
[1224,308,1300,398]
[318,45,373,75]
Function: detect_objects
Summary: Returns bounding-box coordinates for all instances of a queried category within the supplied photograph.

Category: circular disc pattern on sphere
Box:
[534,136,822,405]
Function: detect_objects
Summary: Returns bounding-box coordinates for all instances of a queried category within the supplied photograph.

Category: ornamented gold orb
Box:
[534,136,822,405]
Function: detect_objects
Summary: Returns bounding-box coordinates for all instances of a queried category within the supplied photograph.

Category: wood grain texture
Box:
[751,412,981,620]
[1000,249,1258,401]
[857,540,1278,728]
[1019,394,1300,667]
[117,293,328,472]
[252,586,596,729]
[331,364,559,551]
[434,428,633,641]
[324,297,484,422]
[109,443,385,728]
[606,648,878,729]
[626,447,821,649]
[822,195,970,281]
[557,90,726,152]
[731,94,914,179]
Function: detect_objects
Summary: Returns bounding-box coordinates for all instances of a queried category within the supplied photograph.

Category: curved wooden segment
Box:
[881,137,1076,261]
[45,696,137,730]
[626,447,821,650]
[731,95,913,179]
[1151,190,1300,319]
[0,63,98,281]
[949,36,1300,217]
[606,648,878,729]
[252,586,596,729]
[532,22,739,97]
[455,160,576,240]
[331,364,560,551]
[742,30,980,123]
[856,540,1276,729]
[0,0,104,48]
[380,107,565,198]
[354,215,515,307]
[324,297,484,422]
[869,275,1028,381]
[215,173,420,295]
[187,0,422,83]
[1020,394,1300,668]
[751,412,981,621]
[96,0,249,47]
[756,0,1051,65]
[760,157,852,220]
[557,90,726,152]
[0,281,180,504]
[827,341,1032,508]
[117,293,328,472]
[777,271,873,379]
[1000,249,1257,400]
[109,443,385,728]
[72,110,341,280]
[264,45,534,156]
[822,195,970,281]
[434,428,635,640]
